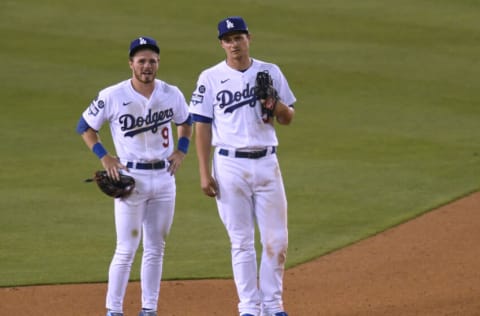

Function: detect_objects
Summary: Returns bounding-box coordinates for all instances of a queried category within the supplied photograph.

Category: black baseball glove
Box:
[254,71,279,122]
[85,170,135,198]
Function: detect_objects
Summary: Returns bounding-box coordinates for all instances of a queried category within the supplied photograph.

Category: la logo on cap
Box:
[226,19,234,29]
[139,37,147,45]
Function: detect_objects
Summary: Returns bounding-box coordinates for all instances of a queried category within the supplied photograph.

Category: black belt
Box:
[126,161,166,170]
[218,147,276,159]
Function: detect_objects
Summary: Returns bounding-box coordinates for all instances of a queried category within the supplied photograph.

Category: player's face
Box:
[129,50,159,84]
[220,32,250,60]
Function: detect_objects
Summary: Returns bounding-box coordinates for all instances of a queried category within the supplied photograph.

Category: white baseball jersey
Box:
[189,58,296,148]
[82,79,190,161]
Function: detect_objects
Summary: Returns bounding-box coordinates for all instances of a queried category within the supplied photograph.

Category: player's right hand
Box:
[101,155,128,181]
[200,175,218,198]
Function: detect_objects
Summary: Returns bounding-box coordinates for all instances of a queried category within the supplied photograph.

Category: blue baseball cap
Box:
[217,16,249,39]
[129,36,160,57]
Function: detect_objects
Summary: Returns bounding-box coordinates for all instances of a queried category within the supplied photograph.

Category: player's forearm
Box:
[81,128,114,165]
[178,123,193,139]
[274,101,294,125]
[194,123,213,177]
[174,124,193,157]
[81,128,101,150]
[197,154,211,179]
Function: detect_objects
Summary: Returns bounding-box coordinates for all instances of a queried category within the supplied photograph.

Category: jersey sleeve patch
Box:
[190,93,204,105]
[87,96,106,117]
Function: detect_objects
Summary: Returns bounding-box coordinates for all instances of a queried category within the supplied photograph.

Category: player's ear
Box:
[219,38,226,49]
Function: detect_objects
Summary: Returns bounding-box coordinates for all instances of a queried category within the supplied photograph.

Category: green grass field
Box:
[0,0,479,286]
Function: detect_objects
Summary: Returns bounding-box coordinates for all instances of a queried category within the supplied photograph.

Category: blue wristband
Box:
[92,142,108,159]
[177,137,190,154]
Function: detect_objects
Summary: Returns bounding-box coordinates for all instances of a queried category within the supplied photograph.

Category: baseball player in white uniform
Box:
[189,17,296,316]
[76,36,192,316]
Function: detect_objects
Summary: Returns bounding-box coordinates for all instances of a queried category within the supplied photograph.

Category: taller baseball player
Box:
[189,16,296,316]
[76,36,192,316]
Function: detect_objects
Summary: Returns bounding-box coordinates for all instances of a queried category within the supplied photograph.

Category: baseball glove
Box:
[85,170,135,198]
[253,71,279,122]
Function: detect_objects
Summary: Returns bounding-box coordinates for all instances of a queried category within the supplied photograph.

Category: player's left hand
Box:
[254,71,279,123]
[167,150,186,175]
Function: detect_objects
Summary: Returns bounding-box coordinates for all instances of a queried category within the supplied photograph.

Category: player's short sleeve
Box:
[272,65,296,107]
[170,86,190,125]
[189,71,214,119]
[81,89,111,131]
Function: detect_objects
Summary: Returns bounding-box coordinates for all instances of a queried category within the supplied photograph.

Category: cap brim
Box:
[129,44,160,57]
[218,30,249,39]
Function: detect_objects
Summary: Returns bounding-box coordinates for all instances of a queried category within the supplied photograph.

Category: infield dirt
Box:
[1,192,479,315]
